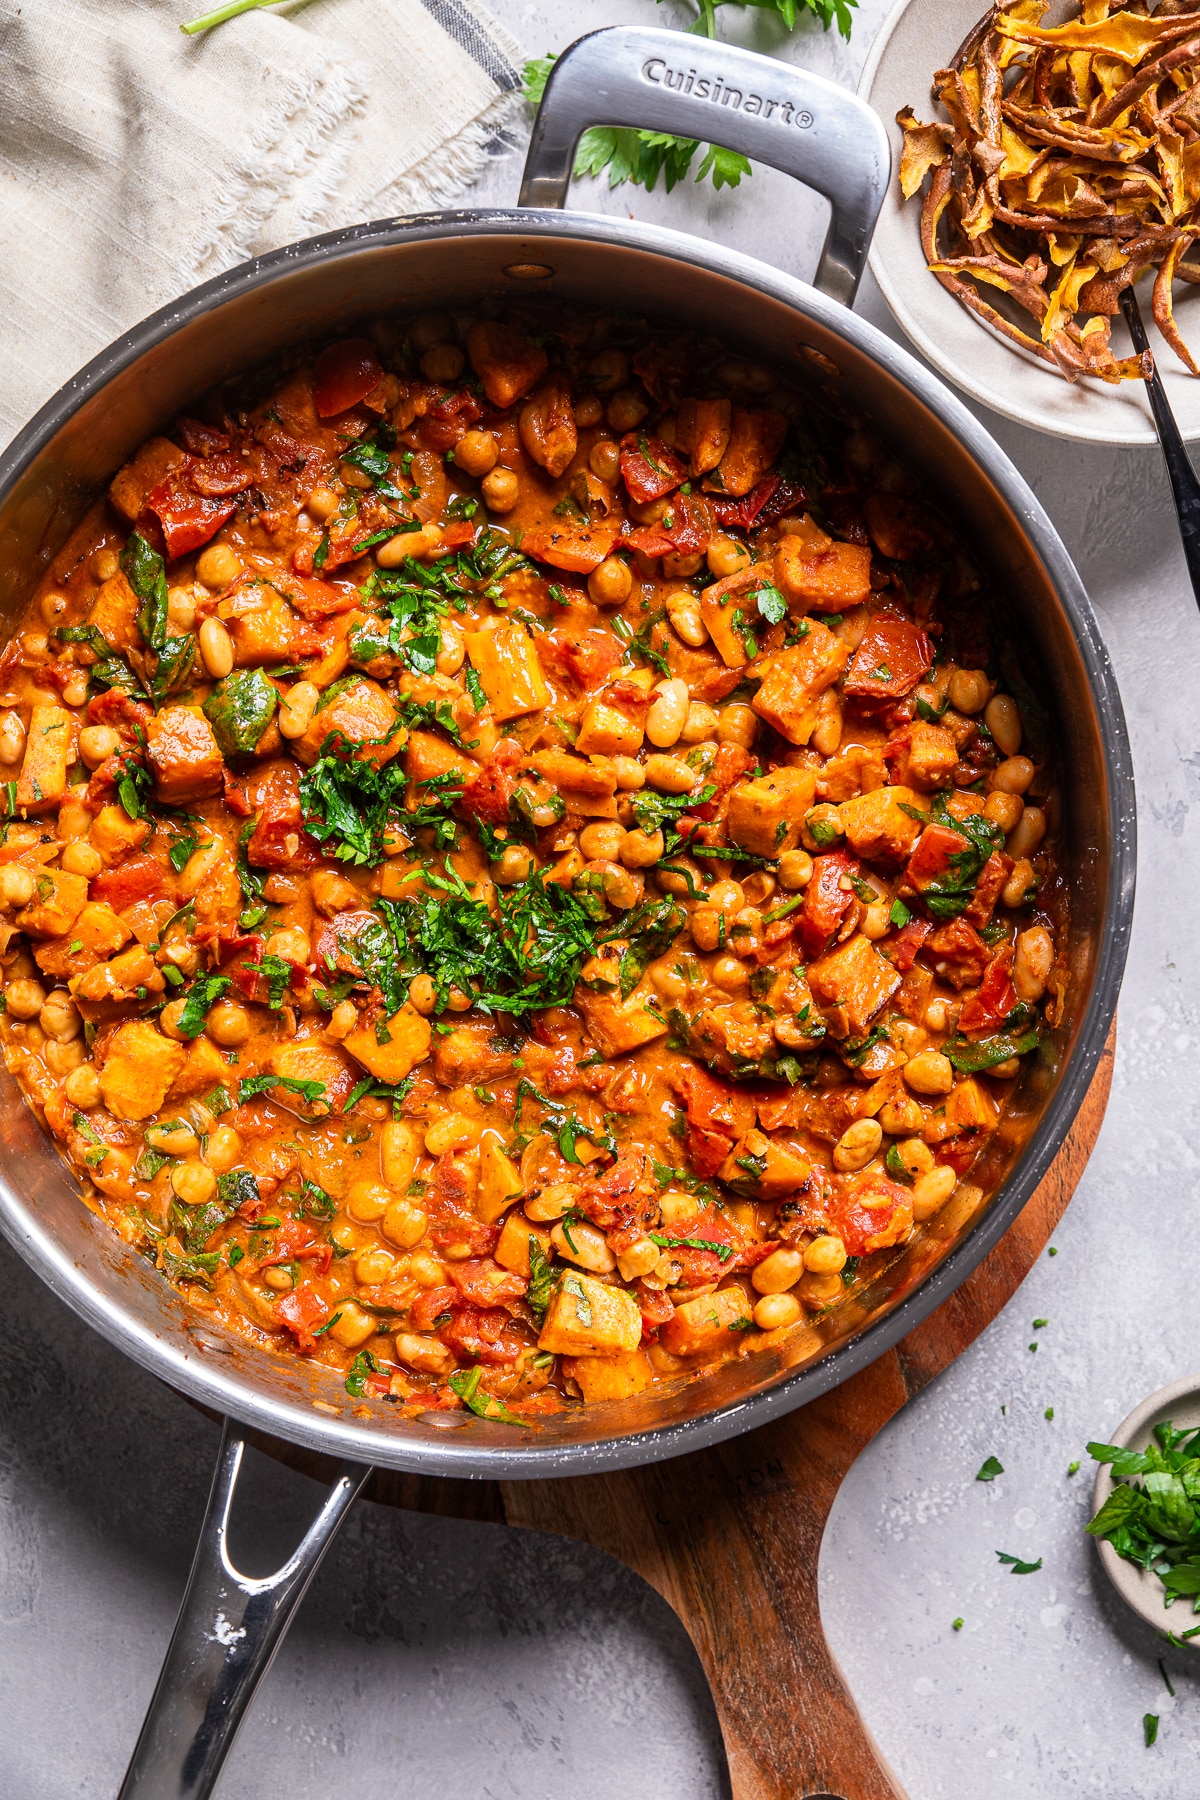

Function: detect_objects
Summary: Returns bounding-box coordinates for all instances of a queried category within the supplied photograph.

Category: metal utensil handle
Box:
[518,25,890,306]
[118,1420,372,1800]
[1120,286,1200,609]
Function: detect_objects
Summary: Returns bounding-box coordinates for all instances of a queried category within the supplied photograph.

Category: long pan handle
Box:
[1119,286,1200,609]
[118,1419,372,1800]
[519,26,889,306]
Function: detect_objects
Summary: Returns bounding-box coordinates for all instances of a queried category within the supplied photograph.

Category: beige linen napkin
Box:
[0,0,524,444]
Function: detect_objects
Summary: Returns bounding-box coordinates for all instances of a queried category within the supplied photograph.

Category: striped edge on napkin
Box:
[0,0,525,444]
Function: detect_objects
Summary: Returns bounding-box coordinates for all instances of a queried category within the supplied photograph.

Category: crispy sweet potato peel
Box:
[898,0,1200,383]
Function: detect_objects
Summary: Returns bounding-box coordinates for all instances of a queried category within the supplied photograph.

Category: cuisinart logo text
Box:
[642,57,814,127]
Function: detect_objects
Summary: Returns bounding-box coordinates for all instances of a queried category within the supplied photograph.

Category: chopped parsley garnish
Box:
[237,1072,328,1106]
[526,1238,558,1323]
[976,1456,1004,1482]
[298,730,409,867]
[175,972,231,1039]
[448,1365,526,1424]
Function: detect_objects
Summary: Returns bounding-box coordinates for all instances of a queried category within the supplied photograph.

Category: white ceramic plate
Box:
[1091,1376,1200,1647]
[858,0,1200,444]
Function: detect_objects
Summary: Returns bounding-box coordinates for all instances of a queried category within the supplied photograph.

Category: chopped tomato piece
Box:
[143,471,237,558]
[175,416,231,456]
[800,848,858,959]
[831,1171,914,1257]
[188,454,255,498]
[446,1258,527,1308]
[276,1286,329,1353]
[672,1063,755,1179]
[959,942,1017,1032]
[925,919,991,990]
[884,916,931,971]
[619,433,688,505]
[91,854,171,911]
[460,737,522,825]
[538,628,623,692]
[518,523,620,573]
[844,612,933,700]
[963,850,1010,927]
[905,822,969,892]
[439,1304,525,1366]
[312,338,384,418]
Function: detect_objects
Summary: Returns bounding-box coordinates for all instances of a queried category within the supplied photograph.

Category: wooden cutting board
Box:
[247,1027,1114,1800]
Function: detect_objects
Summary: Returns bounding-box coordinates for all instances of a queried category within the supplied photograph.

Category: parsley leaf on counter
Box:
[976,1456,1004,1482]
[1144,1713,1159,1747]
[996,1551,1042,1575]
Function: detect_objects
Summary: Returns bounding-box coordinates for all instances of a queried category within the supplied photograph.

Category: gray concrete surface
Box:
[3,1,1198,1794]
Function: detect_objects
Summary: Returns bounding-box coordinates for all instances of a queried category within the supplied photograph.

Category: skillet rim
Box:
[0,206,1136,1477]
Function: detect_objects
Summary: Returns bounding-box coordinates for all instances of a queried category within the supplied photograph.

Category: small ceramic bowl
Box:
[857,0,1200,445]
[1092,1375,1200,1645]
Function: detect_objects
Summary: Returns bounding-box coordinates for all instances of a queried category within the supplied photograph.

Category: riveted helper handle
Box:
[118,1421,372,1800]
[519,26,890,306]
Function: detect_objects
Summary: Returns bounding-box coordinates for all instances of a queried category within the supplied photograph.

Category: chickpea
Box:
[606,387,649,432]
[984,790,1023,834]
[355,1249,398,1286]
[79,719,119,766]
[346,1178,391,1223]
[39,592,68,629]
[924,998,950,1033]
[707,535,751,580]
[665,590,708,648]
[643,753,695,795]
[265,927,309,964]
[708,879,745,919]
[984,692,1022,756]
[618,827,664,869]
[947,668,990,714]
[551,1217,615,1273]
[454,429,498,476]
[204,1125,244,1173]
[989,755,1035,796]
[5,977,45,1020]
[424,1112,479,1155]
[377,524,444,566]
[45,1039,83,1076]
[382,1199,428,1250]
[833,1117,883,1173]
[1014,925,1054,1003]
[689,904,723,953]
[171,1160,217,1206]
[645,677,689,748]
[306,484,340,522]
[61,842,102,878]
[167,586,197,633]
[159,999,191,1042]
[91,547,120,581]
[62,676,89,710]
[752,1246,807,1294]
[860,902,891,940]
[421,342,465,383]
[611,755,646,791]
[892,1137,935,1181]
[195,543,242,590]
[278,681,319,740]
[481,467,520,513]
[680,703,719,745]
[712,954,750,994]
[573,392,604,428]
[878,1093,924,1136]
[325,1000,358,1041]
[1006,805,1046,862]
[1002,857,1036,909]
[754,1292,802,1331]
[912,1164,957,1221]
[207,1000,250,1047]
[408,973,437,1015]
[198,617,234,679]
[903,1049,955,1096]
[0,865,34,909]
[39,992,81,1043]
[587,555,633,607]
[804,1234,848,1276]
[617,1235,662,1282]
[777,850,813,891]
[0,713,26,766]
[589,438,621,483]
[63,1063,102,1109]
[311,867,359,914]
[493,844,535,886]
[377,1120,417,1192]
[577,822,624,861]
[588,348,629,392]
[263,1266,294,1292]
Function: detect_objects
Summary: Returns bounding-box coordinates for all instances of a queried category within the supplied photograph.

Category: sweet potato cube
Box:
[404,729,465,790]
[727,766,816,857]
[108,436,188,523]
[342,1002,431,1082]
[71,943,164,1003]
[774,521,872,612]
[88,804,151,863]
[225,594,302,668]
[699,563,773,670]
[98,1020,186,1122]
[145,706,224,806]
[839,785,923,867]
[752,625,849,745]
[72,901,131,959]
[465,623,549,723]
[16,867,89,939]
[575,699,643,758]
[87,572,140,651]
[466,320,548,410]
[660,1286,754,1358]
[945,1077,1000,1135]
[494,1214,551,1278]
[565,1349,653,1402]
[527,748,618,819]
[718,1135,813,1203]
[296,676,400,767]
[266,1041,357,1119]
[477,1132,524,1224]
[170,1035,233,1100]
[538,1271,642,1357]
[518,523,620,574]
[574,959,670,1058]
[676,396,731,477]
[808,933,901,1038]
[703,407,787,499]
[16,704,74,814]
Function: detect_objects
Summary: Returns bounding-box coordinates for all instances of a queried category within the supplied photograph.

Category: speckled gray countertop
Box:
[3,2,1198,1795]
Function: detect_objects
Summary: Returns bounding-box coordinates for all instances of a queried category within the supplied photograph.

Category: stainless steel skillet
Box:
[0,26,1134,1797]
